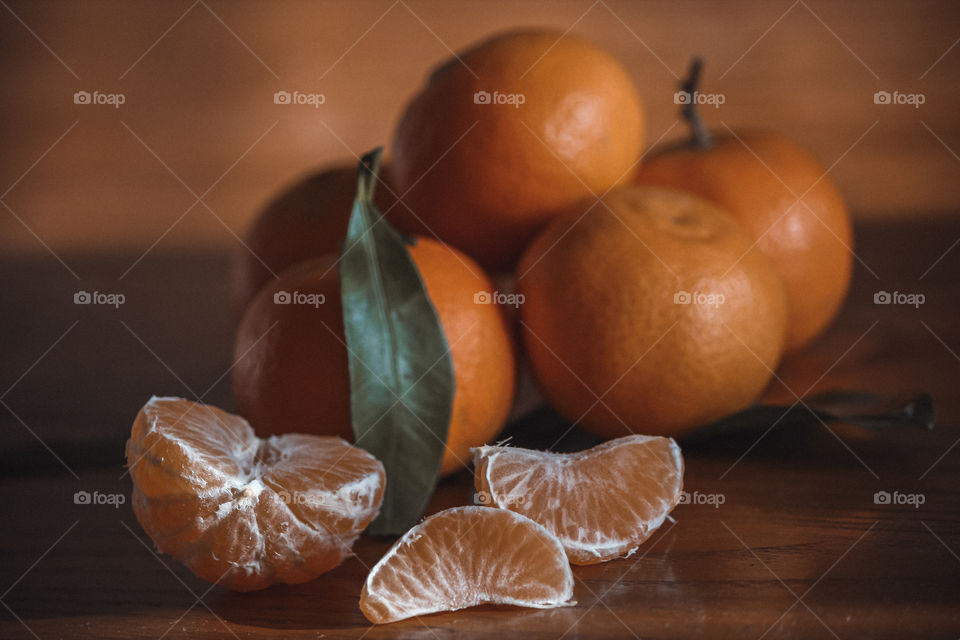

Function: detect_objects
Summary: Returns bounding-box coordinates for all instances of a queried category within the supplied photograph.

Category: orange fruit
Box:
[473,435,684,564]
[635,131,852,351]
[360,506,574,623]
[231,165,399,315]
[518,186,787,439]
[391,29,645,272]
[125,396,384,592]
[232,237,516,476]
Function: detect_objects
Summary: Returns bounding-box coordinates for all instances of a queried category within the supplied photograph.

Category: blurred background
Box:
[1,0,959,464]
[1,0,959,255]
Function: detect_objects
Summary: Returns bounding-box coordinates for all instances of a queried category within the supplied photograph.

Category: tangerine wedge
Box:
[473,435,684,564]
[360,506,575,624]
[126,396,385,591]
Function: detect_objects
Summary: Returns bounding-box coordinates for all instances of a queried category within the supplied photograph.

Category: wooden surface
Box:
[3,0,960,255]
[2,216,960,638]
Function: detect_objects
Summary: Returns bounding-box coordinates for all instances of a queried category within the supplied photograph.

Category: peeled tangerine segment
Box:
[360,506,575,624]
[125,396,385,591]
[473,435,684,564]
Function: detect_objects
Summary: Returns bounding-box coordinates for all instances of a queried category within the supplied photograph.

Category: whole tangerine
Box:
[634,60,852,351]
[390,29,645,272]
[232,237,516,476]
[518,186,787,439]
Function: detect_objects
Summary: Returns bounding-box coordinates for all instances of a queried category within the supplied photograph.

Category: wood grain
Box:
[1,216,959,638]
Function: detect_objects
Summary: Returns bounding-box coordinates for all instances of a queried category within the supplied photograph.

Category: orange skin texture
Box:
[634,131,853,351]
[391,29,645,273]
[231,165,403,315]
[232,237,516,476]
[518,186,787,439]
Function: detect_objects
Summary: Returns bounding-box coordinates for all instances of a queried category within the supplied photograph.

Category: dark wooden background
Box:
[1,0,959,255]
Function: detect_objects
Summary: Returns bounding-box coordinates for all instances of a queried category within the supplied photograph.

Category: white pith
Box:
[474,434,684,563]
[128,396,385,588]
[362,506,575,623]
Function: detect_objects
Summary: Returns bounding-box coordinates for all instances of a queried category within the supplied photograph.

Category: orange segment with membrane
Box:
[473,435,684,564]
[360,506,575,624]
[126,396,385,591]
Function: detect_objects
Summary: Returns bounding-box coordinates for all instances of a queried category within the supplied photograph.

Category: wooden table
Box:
[1,217,958,638]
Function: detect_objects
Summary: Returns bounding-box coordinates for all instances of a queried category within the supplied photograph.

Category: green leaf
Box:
[339,147,455,535]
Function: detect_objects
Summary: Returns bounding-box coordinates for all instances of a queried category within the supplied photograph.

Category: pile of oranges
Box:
[127,28,852,622]
[231,28,851,462]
